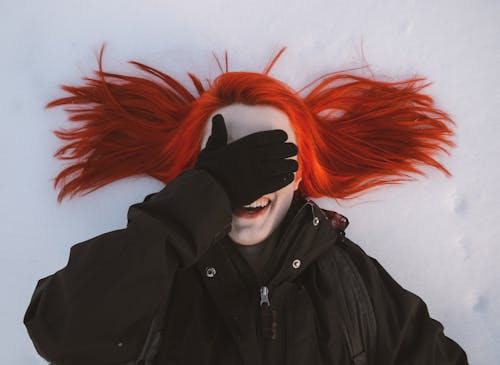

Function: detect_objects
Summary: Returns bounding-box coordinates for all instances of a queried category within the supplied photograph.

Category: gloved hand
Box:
[194,114,299,208]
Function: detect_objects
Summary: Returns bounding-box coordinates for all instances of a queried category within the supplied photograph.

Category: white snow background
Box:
[1,0,499,363]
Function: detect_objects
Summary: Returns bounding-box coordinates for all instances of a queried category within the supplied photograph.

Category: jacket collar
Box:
[195,194,349,365]
[198,190,349,291]
[258,192,342,289]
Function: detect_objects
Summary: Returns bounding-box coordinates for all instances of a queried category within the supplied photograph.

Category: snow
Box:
[1,0,499,362]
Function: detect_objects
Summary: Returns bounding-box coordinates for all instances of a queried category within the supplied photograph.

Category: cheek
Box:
[271,186,295,220]
[270,204,288,229]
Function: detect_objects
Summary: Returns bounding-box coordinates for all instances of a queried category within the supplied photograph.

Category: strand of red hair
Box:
[302,73,455,201]
[47,45,455,204]
[47,45,202,202]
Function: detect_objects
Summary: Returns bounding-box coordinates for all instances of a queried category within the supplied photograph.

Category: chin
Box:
[228,229,268,246]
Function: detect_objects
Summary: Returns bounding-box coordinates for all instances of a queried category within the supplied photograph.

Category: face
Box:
[200,104,302,246]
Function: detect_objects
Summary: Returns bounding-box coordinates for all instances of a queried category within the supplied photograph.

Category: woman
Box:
[24,46,468,364]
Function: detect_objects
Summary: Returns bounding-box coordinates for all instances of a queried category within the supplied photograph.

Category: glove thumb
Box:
[204,114,228,151]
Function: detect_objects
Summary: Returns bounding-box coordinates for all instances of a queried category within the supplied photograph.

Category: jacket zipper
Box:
[259,286,277,340]
[257,199,320,344]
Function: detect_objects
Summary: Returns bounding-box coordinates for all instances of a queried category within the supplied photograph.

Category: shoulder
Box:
[315,230,383,297]
[336,235,421,309]
[329,234,415,315]
[317,208,382,291]
[334,236,383,293]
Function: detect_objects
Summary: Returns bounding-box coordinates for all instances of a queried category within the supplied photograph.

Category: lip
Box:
[233,201,271,219]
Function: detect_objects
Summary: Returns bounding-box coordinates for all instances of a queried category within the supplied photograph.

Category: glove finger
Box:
[260,172,296,194]
[205,114,228,150]
[260,159,299,177]
[237,129,288,146]
[258,142,298,160]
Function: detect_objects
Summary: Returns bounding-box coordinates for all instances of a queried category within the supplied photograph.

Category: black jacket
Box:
[24,168,468,365]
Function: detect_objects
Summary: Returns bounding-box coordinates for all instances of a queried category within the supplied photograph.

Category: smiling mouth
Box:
[233,197,271,218]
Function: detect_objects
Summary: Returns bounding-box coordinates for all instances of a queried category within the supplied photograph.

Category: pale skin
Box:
[200,104,302,246]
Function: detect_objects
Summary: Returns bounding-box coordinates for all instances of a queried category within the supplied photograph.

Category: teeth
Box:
[243,197,270,208]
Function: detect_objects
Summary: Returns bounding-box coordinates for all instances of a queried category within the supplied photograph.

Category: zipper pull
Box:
[259,286,277,340]
[260,286,270,306]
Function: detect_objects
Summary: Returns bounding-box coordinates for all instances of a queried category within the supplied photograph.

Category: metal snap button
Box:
[292,259,301,269]
[205,267,216,278]
[117,341,123,348]
[312,217,320,226]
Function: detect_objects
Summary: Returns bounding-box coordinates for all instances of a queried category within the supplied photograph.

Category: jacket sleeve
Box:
[342,237,469,365]
[23,169,233,365]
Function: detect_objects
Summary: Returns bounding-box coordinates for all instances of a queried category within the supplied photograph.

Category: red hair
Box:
[48,45,455,203]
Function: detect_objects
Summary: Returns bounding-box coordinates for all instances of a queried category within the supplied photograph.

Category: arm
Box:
[342,237,469,365]
[23,169,232,365]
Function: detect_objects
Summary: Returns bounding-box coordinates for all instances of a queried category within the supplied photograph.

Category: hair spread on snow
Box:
[47,45,455,204]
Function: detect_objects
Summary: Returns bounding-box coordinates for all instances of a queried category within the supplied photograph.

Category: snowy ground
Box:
[1,0,499,363]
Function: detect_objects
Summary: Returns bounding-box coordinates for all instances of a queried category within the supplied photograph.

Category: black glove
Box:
[194,114,299,208]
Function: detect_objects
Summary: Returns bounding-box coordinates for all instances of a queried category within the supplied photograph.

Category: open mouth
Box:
[233,197,271,218]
